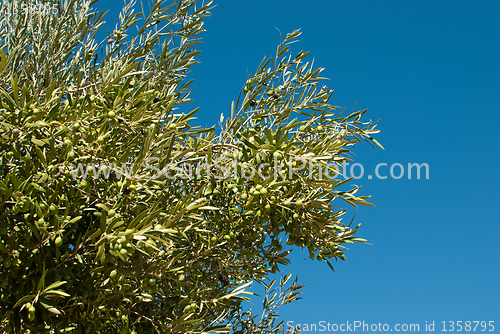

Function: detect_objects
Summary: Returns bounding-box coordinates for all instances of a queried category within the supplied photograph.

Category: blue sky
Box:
[96,0,500,331]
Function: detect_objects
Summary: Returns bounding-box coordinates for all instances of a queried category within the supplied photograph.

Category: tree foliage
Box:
[0,0,381,333]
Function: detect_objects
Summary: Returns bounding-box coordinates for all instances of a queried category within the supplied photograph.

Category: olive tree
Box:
[0,0,382,333]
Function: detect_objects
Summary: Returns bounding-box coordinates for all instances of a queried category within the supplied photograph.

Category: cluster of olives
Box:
[109,233,136,259]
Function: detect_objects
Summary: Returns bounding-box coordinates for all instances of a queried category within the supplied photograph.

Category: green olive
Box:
[125,229,134,239]
[55,236,63,247]
[110,269,118,279]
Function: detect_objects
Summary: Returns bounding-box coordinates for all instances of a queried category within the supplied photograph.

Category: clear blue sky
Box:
[95,0,500,331]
